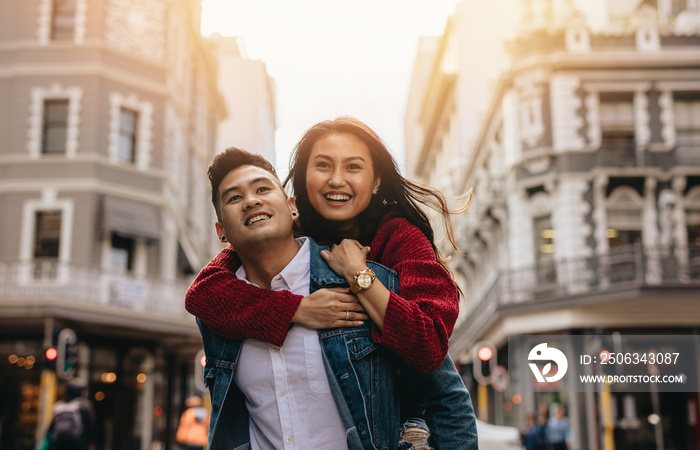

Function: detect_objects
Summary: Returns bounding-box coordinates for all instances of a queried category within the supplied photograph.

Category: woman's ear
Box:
[373,177,381,194]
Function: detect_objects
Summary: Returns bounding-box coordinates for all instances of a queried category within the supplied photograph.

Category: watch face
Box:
[358,273,372,288]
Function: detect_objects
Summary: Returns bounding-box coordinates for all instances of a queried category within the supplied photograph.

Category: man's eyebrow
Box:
[220,185,240,200]
[220,176,276,200]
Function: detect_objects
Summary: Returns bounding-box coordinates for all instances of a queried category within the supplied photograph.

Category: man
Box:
[196,147,476,449]
[48,380,96,450]
[175,396,209,450]
[206,150,347,447]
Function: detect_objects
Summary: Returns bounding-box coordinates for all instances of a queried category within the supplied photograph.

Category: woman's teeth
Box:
[324,194,350,202]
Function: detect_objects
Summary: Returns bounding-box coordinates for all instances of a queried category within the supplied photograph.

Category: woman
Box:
[187,117,468,373]
[186,117,475,447]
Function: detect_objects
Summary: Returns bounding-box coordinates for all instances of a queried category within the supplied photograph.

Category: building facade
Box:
[208,35,276,163]
[406,0,700,448]
[0,0,226,449]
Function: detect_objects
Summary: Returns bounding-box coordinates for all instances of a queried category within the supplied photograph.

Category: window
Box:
[673,95,700,165]
[117,108,138,163]
[658,0,689,24]
[109,93,153,168]
[608,229,642,250]
[688,209,700,247]
[600,94,636,165]
[42,99,69,154]
[33,211,62,258]
[688,208,700,278]
[110,235,135,274]
[51,0,76,40]
[534,215,556,285]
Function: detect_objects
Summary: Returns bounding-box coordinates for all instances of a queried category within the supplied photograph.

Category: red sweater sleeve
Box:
[367,217,459,374]
[184,246,302,346]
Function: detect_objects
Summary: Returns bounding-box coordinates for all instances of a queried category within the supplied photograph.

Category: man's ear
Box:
[288,197,299,218]
[215,222,226,242]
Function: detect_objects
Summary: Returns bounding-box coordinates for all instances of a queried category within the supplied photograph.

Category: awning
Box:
[103,196,160,240]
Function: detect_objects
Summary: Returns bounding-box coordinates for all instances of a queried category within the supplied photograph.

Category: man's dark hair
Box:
[208,147,280,220]
[65,380,85,401]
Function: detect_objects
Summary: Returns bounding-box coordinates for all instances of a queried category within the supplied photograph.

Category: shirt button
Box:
[290,281,295,286]
[279,391,285,398]
[287,437,293,444]
[270,347,278,352]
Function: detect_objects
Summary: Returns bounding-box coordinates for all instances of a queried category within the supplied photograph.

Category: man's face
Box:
[215,165,297,251]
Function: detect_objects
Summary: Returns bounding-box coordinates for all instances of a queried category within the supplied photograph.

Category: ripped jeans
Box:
[398,417,432,450]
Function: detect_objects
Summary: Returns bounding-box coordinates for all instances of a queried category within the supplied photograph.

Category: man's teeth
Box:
[325,194,351,202]
[247,214,270,225]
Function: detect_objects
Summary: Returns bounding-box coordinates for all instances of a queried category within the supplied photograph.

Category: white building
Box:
[406,1,700,448]
[208,35,276,162]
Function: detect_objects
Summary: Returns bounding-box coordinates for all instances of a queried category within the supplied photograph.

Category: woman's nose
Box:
[328,168,345,187]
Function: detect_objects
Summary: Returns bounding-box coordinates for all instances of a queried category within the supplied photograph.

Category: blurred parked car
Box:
[476,419,523,449]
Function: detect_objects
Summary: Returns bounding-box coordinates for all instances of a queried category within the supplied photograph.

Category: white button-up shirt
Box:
[233,237,347,449]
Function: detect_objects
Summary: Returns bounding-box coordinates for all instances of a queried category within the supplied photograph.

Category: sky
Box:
[200,0,463,174]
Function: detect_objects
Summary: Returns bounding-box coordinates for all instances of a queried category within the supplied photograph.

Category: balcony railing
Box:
[598,142,640,166]
[469,244,700,311]
[454,244,700,348]
[0,259,193,318]
[676,132,700,165]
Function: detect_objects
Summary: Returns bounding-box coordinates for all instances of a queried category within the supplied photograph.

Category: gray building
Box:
[0,0,226,449]
[406,0,700,448]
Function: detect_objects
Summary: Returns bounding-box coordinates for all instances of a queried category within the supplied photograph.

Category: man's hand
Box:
[292,287,368,328]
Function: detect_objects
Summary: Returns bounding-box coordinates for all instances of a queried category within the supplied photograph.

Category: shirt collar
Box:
[235,237,309,289]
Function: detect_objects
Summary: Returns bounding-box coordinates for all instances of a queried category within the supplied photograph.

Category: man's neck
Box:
[237,237,301,289]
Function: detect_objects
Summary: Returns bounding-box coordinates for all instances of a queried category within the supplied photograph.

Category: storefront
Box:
[0,329,202,450]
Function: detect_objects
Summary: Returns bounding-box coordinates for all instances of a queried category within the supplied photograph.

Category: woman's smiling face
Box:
[305,132,381,237]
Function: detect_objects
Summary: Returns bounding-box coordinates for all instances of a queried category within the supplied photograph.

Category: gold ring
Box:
[345,311,349,321]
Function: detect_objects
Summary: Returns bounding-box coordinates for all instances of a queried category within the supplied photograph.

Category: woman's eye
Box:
[347,164,361,170]
[316,162,331,169]
[258,186,270,193]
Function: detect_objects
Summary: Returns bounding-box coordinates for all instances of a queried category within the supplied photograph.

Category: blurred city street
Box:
[1,0,700,449]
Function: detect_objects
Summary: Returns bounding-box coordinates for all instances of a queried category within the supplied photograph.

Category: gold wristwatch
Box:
[350,268,376,294]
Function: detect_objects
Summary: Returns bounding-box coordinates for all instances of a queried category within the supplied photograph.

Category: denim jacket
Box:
[198,238,477,449]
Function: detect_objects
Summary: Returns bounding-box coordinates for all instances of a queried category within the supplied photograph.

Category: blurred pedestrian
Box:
[546,405,573,450]
[176,395,209,450]
[522,412,546,450]
[47,379,96,450]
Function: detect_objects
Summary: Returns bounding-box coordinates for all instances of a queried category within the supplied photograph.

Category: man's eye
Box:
[228,195,242,202]
[347,164,361,170]
[258,186,270,193]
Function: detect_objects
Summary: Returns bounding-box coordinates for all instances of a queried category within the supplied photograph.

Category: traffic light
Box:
[44,346,58,371]
[57,328,78,380]
[473,341,497,385]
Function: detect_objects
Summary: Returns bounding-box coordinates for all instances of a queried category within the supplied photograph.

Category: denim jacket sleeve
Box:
[308,238,478,449]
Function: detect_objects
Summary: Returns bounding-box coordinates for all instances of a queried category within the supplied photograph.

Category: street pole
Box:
[600,382,615,450]
[36,318,56,446]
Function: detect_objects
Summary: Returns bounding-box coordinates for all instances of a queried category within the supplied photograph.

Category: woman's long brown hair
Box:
[283,117,471,270]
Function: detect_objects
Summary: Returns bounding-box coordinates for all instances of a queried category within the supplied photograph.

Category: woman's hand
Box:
[320,239,371,283]
[321,239,390,330]
[292,288,368,328]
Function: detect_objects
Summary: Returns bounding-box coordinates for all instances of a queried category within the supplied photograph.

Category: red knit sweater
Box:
[185,216,459,374]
